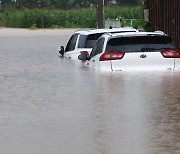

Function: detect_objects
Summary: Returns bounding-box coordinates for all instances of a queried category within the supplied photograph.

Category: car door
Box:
[87,37,112,71]
[64,33,79,58]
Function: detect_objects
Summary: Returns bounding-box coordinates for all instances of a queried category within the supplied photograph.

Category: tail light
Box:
[99,51,125,61]
[161,49,180,58]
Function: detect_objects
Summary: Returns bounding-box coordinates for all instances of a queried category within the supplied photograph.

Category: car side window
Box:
[90,37,105,59]
[65,34,79,52]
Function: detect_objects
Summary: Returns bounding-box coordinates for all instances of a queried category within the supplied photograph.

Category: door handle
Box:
[140,54,147,58]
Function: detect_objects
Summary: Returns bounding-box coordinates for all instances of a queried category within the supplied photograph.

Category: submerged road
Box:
[0,28,180,154]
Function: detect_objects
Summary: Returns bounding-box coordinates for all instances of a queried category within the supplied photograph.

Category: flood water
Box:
[0,28,180,154]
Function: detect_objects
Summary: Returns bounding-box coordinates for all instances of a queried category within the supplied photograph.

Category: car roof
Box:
[106,31,167,38]
[74,27,138,35]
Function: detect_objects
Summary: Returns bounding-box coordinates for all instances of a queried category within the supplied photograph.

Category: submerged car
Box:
[58,27,137,59]
[78,31,180,71]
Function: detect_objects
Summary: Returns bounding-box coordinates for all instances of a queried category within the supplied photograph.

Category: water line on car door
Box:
[110,60,113,71]
[173,58,175,70]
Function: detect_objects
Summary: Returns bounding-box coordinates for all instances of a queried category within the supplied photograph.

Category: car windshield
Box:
[78,33,103,48]
[106,35,176,52]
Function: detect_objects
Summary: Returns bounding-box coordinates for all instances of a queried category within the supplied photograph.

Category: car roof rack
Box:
[154,30,166,35]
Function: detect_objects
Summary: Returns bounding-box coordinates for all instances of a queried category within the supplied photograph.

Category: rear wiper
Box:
[141,48,158,52]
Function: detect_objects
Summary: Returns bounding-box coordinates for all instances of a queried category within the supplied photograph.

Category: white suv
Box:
[58,27,137,59]
[78,31,180,71]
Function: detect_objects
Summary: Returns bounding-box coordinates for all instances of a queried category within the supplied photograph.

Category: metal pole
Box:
[96,0,104,28]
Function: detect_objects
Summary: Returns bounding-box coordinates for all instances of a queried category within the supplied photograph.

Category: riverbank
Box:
[0,27,78,37]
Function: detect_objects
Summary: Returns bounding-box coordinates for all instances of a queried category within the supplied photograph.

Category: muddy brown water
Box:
[0,28,180,154]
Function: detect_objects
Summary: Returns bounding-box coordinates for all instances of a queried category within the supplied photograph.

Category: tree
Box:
[116,0,139,6]
[41,0,51,7]
[76,0,96,7]
[0,0,142,10]
[0,0,12,5]
[49,0,95,9]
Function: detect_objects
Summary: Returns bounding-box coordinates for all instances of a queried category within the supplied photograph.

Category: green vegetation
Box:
[0,6,144,29]
[105,6,144,29]
[1,8,97,28]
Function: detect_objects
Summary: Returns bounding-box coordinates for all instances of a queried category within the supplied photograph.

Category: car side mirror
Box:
[59,46,65,56]
[78,51,90,61]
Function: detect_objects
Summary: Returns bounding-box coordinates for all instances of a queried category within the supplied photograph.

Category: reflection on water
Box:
[0,31,180,154]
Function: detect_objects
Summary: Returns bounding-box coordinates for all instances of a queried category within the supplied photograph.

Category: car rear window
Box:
[78,33,103,48]
[106,36,176,52]
[78,31,137,49]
